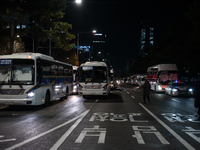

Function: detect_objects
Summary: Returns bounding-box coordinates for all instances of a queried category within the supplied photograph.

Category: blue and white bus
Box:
[0,53,73,106]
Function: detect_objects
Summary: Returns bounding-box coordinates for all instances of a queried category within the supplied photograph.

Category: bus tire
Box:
[44,90,50,106]
[64,87,69,99]
[154,86,157,93]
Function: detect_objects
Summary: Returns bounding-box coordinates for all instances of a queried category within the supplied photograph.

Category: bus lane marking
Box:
[182,127,200,143]
[139,103,195,150]
[50,109,90,150]
[5,109,90,150]
[75,125,106,143]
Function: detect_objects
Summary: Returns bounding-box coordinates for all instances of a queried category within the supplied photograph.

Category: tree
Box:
[0,0,75,54]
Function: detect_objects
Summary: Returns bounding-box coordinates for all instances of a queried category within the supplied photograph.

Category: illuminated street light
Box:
[75,0,82,4]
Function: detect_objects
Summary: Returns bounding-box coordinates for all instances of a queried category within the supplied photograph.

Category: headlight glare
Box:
[27,91,34,98]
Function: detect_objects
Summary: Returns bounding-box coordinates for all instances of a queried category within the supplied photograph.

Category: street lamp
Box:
[75,0,82,4]
[77,30,96,66]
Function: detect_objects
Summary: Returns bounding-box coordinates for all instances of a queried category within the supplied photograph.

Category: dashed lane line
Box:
[131,96,135,99]
[171,99,181,103]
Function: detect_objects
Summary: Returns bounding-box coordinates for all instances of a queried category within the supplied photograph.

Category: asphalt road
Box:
[0,83,199,150]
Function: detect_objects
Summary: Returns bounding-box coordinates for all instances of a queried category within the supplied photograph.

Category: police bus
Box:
[147,64,178,92]
[0,53,73,106]
[78,61,110,98]
[73,66,79,93]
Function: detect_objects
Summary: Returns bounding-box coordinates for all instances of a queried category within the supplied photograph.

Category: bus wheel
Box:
[64,87,69,99]
[45,90,50,106]
[154,86,157,93]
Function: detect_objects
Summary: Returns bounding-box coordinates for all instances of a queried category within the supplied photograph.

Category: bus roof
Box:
[0,53,72,66]
[147,64,178,72]
[0,53,53,60]
[80,61,107,67]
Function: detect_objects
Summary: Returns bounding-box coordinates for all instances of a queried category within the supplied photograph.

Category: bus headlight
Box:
[73,85,77,92]
[27,91,34,98]
[158,85,162,90]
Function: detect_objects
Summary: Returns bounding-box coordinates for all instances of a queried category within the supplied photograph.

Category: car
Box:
[165,82,193,96]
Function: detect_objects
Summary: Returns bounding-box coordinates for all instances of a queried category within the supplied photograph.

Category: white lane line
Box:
[127,92,129,94]
[171,99,181,103]
[131,96,135,99]
[5,109,90,150]
[139,103,195,150]
[50,110,90,150]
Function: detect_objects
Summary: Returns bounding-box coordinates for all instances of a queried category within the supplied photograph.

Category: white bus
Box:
[78,61,110,98]
[0,53,73,106]
[147,64,178,92]
[73,66,79,93]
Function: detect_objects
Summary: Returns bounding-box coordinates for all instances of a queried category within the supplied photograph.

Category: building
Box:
[140,20,154,57]
[91,32,107,62]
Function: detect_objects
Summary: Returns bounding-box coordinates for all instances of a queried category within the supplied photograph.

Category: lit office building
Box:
[140,20,154,57]
[91,33,107,62]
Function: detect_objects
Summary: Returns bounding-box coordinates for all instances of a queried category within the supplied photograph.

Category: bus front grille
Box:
[0,89,25,95]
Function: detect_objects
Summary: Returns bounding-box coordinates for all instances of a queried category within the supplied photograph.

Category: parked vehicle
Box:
[147,64,178,92]
[165,82,193,96]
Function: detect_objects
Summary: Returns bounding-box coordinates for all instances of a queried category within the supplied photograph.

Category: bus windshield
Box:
[79,66,107,83]
[0,59,34,85]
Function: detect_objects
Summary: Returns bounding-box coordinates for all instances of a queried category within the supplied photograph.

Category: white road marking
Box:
[5,109,90,150]
[171,99,181,103]
[0,135,16,143]
[50,110,90,150]
[131,96,135,99]
[127,92,129,94]
[75,125,106,143]
[139,103,195,150]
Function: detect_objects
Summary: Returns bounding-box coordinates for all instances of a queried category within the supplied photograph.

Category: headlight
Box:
[189,88,193,92]
[158,85,162,90]
[73,85,77,92]
[172,89,178,92]
[27,91,34,98]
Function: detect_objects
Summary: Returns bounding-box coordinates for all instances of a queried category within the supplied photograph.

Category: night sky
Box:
[63,0,189,70]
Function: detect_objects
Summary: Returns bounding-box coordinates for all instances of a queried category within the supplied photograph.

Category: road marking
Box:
[5,109,90,150]
[171,99,181,103]
[131,96,135,99]
[127,92,129,94]
[50,110,90,150]
[75,125,106,143]
[0,135,16,143]
[139,103,195,150]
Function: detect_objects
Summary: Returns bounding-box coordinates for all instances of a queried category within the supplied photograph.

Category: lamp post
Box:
[76,30,96,66]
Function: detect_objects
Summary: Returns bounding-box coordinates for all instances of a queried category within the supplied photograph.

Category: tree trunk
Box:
[10,22,15,54]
